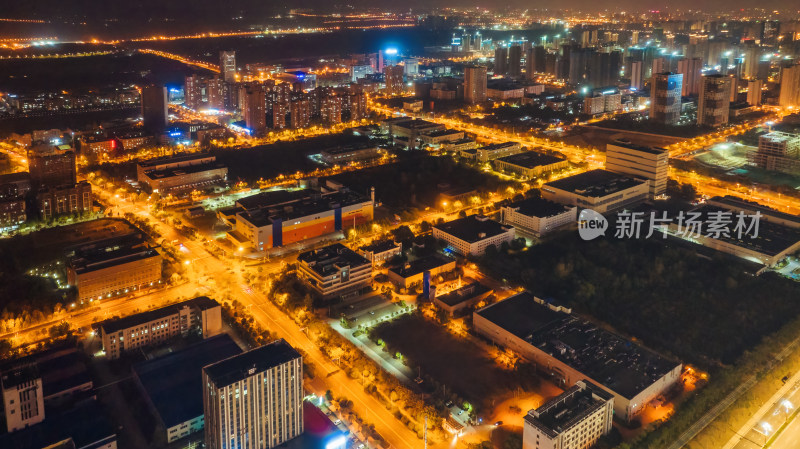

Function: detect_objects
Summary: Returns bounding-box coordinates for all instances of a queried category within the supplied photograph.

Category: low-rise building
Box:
[67,245,162,302]
[474,292,682,422]
[434,282,493,316]
[418,129,466,146]
[358,240,402,266]
[297,243,373,300]
[460,142,523,163]
[707,195,800,229]
[501,197,577,236]
[493,151,569,178]
[441,138,477,153]
[0,197,26,230]
[432,215,515,256]
[99,296,223,360]
[320,144,381,165]
[2,365,45,432]
[541,169,649,214]
[522,380,614,449]
[748,131,800,175]
[387,254,456,288]
[0,399,116,449]
[133,334,242,444]
[36,181,92,221]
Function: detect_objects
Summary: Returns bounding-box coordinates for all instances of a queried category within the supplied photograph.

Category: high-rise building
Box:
[289,98,311,129]
[243,84,267,136]
[1,365,45,432]
[220,51,237,83]
[508,45,522,78]
[36,181,92,220]
[747,79,763,106]
[749,132,800,174]
[697,73,732,127]
[651,57,667,79]
[650,72,683,125]
[27,143,76,187]
[522,380,614,449]
[141,85,168,134]
[630,61,643,90]
[272,102,287,130]
[203,339,304,449]
[383,65,404,95]
[743,45,759,79]
[606,139,669,197]
[185,75,225,111]
[320,94,343,125]
[494,46,508,75]
[677,57,703,96]
[463,65,488,104]
[779,65,800,108]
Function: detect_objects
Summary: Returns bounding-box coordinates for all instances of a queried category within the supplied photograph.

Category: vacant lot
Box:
[371,314,548,410]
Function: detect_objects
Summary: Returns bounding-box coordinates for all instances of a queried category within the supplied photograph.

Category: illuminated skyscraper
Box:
[219,51,237,83]
[650,72,683,125]
[383,65,405,95]
[290,98,311,129]
[243,84,267,136]
[321,94,343,125]
[463,65,488,104]
[141,85,168,134]
[697,74,732,127]
[273,102,287,130]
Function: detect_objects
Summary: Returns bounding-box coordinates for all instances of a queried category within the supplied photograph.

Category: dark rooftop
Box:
[134,334,242,428]
[476,292,680,399]
[298,243,371,276]
[495,151,567,169]
[100,296,219,334]
[69,246,161,275]
[143,161,227,180]
[1,364,39,390]
[237,188,370,227]
[609,139,668,156]
[505,197,574,218]
[0,399,116,449]
[525,381,613,438]
[137,152,215,168]
[687,205,800,257]
[359,239,401,254]
[203,339,301,388]
[433,215,513,243]
[388,254,455,279]
[436,282,492,307]
[709,195,800,225]
[544,169,646,198]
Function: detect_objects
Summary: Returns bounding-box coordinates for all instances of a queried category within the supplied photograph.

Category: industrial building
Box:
[297,243,373,300]
[500,197,577,236]
[319,144,381,165]
[99,296,223,360]
[492,151,569,179]
[605,140,669,197]
[522,380,614,449]
[432,215,515,256]
[137,152,228,194]
[542,169,650,213]
[474,292,682,422]
[67,242,162,303]
[203,340,304,449]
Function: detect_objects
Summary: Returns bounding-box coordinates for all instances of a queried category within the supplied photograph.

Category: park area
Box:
[369,313,560,413]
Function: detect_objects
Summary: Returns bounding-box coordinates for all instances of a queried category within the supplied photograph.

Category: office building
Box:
[99,296,223,360]
[133,334,242,444]
[297,243,373,300]
[432,215,515,256]
[387,254,456,288]
[606,140,669,197]
[500,197,577,236]
[779,65,800,108]
[2,365,45,432]
[697,74,732,128]
[319,144,380,164]
[141,85,168,134]
[522,380,614,449]
[203,339,304,449]
[67,242,161,303]
[36,181,92,220]
[542,169,650,213]
[463,65,488,103]
[676,57,703,96]
[749,131,800,175]
[225,181,374,251]
[27,143,76,187]
[493,151,569,179]
[650,72,683,125]
[747,79,763,106]
[494,47,508,75]
[137,152,227,194]
[460,141,523,163]
[0,399,116,449]
[508,45,522,78]
[474,292,682,422]
[418,129,465,147]
[358,240,402,266]
[220,51,237,83]
[434,282,493,317]
[384,65,405,95]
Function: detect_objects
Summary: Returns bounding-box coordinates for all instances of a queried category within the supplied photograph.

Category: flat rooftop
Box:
[237,189,370,227]
[759,131,800,145]
[100,296,219,334]
[525,381,613,438]
[143,161,227,180]
[476,292,680,399]
[298,243,371,276]
[708,195,800,225]
[609,140,668,156]
[544,169,646,198]
[320,144,377,155]
[436,282,491,307]
[478,142,518,151]
[203,339,301,388]
[423,129,463,137]
[505,197,574,218]
[69,246,161,275]
[359,239,400,254]
[434,215,513,243]
[388,254,455,279]
[495,151,566,168]
[137,152,215,168]
[391,119,443,130]
[134,334,242,428]
[687,205,800,256]
[0,399,115,449]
